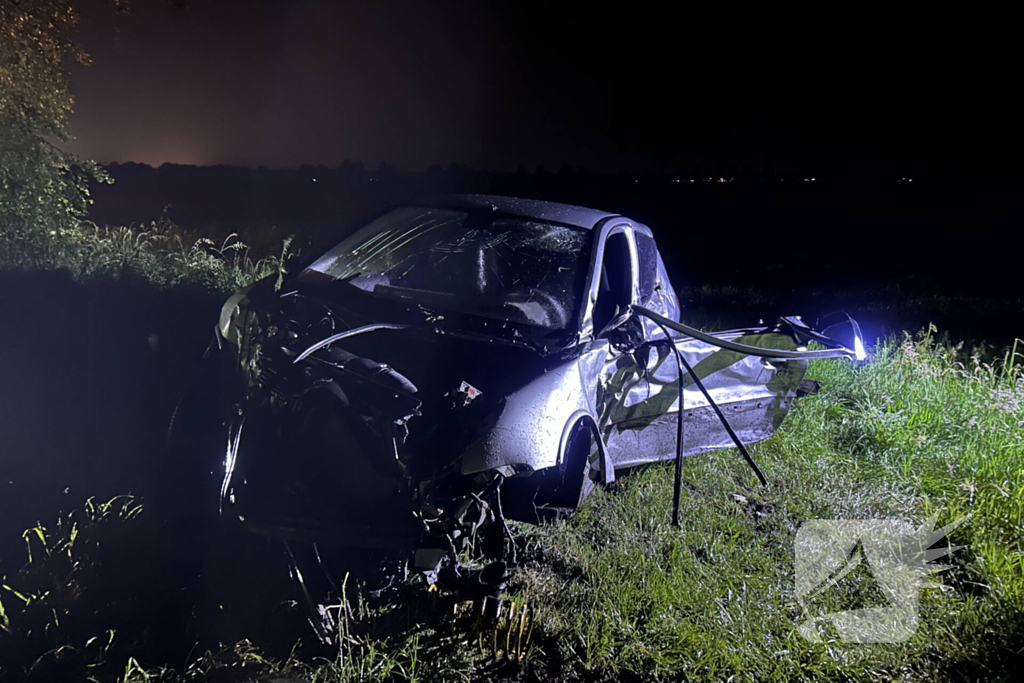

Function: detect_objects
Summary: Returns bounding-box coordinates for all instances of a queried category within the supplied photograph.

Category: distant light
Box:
[854,335,867,361]
[908,178,913,182]
[811,178,816,181]
[690,179,695,183]
[312,177,317,182]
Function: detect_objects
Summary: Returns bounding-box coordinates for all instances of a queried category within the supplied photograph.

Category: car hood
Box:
[226,275,573,424]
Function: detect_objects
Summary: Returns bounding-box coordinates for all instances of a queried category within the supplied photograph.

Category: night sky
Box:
[66,1,1020,175]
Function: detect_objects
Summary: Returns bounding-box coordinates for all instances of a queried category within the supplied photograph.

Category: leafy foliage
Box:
[0,496,142,679]
[0,0,114,266]
[1,206,293,292]
[63,214,293,291]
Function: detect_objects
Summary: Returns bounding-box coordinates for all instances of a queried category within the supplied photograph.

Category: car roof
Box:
[418,194,623,231]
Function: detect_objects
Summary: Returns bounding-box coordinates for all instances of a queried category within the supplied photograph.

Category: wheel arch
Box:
[558,410,614,486]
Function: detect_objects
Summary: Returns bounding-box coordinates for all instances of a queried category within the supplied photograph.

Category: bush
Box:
[0,211,291,293]
[1,0,113,266]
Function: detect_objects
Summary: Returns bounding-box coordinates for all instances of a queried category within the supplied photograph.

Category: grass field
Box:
[504,329,1023,681]
[124,327,1018,683]
[1,222,1021,681]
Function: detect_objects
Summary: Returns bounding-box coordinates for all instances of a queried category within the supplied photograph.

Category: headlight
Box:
[853,334,867,362]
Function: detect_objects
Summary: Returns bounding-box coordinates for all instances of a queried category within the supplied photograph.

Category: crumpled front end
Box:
[218,283,422,547]
[214,278,547,584]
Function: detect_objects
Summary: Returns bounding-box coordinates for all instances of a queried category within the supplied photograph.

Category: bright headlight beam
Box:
[854,334,867,361]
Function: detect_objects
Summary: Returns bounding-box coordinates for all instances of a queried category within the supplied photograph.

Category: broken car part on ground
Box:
[186,195,863,637]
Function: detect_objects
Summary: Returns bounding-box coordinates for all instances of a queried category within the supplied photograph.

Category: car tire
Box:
[561,419,601,508]
[156,353,229,523]
[500,419,603,524]
[529,420,601,521]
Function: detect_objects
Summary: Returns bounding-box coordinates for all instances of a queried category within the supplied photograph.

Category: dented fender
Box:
[460,343,610,478]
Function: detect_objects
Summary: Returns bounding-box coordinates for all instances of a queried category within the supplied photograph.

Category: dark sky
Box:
[66,1,1020,174]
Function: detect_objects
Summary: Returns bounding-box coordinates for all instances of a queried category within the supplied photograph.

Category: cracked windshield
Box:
[304,207,591,328]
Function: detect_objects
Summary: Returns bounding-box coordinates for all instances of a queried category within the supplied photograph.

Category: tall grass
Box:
[6,330,1018,682]
[0,497,143,675]
[508,327,1023,681]
[0,212,289,292]
[169,327,1018,682]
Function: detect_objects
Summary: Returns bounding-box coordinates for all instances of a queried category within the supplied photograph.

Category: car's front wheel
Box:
[503,419,601,523]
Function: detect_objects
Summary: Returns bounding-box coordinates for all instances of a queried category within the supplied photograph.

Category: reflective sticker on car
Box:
[458,381,483,402]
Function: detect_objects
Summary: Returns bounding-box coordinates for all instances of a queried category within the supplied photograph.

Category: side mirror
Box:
[598,308,644,350]
[595,306,632,339]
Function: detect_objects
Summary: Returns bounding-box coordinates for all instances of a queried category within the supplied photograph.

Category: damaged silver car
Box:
[209,195,864,600]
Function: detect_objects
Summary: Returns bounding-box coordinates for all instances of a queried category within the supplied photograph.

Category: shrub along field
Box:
[0,214,289,293]
[1,225,1021,682]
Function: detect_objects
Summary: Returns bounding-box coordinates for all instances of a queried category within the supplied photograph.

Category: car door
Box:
[600,227,684,466]
[585,224,665,466]
[611,325,807,469]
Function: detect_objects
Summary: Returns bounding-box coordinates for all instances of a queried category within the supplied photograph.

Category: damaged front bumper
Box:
[215,281,526,586]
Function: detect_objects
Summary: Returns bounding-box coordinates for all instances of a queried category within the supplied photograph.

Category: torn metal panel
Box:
[600,333,806,468]
[195,194,863,599]
[609,398,780,470]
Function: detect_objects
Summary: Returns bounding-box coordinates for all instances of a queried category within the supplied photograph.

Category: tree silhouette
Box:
[0,0,112,262]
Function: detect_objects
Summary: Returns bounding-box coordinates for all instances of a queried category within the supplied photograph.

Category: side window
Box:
[635,232,658,301]
[592,230,633,334]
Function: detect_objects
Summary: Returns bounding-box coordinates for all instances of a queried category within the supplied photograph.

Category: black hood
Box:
[238,273,569,421]
[222,271,564,545]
